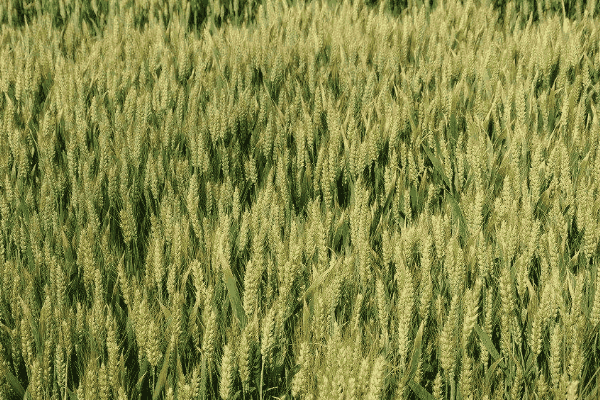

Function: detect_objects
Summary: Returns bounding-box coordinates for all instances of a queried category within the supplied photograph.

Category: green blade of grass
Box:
[449,113,458,146]
[299,257,339,303]
[409,319,426,381]
[446,194,467,240]
[302,298,311,341]
[475,324,504,369]
[409,379,436,400]
[484,356,505,390]
[200,353,207,400]
[222,259,247,329]
[422,143,452,195]
[19,297,41,360]
[400,319,426,387]
[137,358,149,394]
[153,333,174,400]
[188,297,202,331]
[4,368,25,398]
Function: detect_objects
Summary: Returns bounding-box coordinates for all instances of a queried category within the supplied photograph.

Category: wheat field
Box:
[0,0,599,398]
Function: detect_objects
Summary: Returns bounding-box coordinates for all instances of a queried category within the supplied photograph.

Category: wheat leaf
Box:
[4,368,25,398]
[475,324,504,369]
[484,356,505,389]
[200,353,208,400]
[400,319,426,387]
[446,194,467,240]
[153,333,174,400]
[422,143,452,194]
[137,359,149,393]
[409,319,426,380]
[223,261,247,328]
[409,380,436,400]
[298,255,342,304]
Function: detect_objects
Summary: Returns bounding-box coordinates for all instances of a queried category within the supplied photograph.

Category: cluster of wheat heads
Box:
[1,0,600,398]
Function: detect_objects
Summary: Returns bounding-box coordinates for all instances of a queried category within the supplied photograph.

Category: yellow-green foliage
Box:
[1,0,600,399]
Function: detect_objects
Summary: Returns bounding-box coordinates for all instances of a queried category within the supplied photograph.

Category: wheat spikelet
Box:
[119,193,136,245]
[403,188,412,225]
[433,370,443,400]
[381,228,393,272]
[462,283,479,349]
[376,277,388,337]
[86,362,99,400]
[54,341,66,395]
[432,213,446,261]
[440,296,458,382]
[238,323,254,393]
[567,323,584,382]
[446,236,465,300]
[106,311,119,390]
[86,301,103,358]
[510,364,523,399]
[20,317,34,369]
[397,259,414,371]
[172,292,185,350]
[590,267,600,326]
[188,174,201,240]
[29,358,42,400]
[117,256,131,307]
[243,258,261,317]
[166,261,178,304]
[419,258,433,323]
[583,204,597,263]
[500,260,514,356]
[261,306,277,370]
[172,220,183,273]
[566,380,579,400]
[152,235,164,293]
[146,319,162,369]
[237,210,249,257]
[366,355,386,400]
[203,308,217,369]
[77,383,85,400]
[77,225,95,295]
[550,323,563,387]
[219,343,235,400]
[529,306,543,358]
[292,341,310,398]
[98,362,109,400]
[459,353,473,400]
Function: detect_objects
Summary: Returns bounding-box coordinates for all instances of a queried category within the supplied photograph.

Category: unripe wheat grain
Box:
[220,343,235,399]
